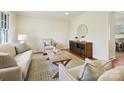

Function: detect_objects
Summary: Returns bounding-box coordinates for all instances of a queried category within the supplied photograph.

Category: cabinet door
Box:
[85,43,92,58]
[80,44,85,56]
[69,41,72,50]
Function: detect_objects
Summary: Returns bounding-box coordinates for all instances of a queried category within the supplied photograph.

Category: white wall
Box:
[16,15,70,51]
[70,12,109,60]
[108,12,116,59]
[15,12,113,60]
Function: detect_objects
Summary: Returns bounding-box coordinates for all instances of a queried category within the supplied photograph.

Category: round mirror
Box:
[77,24,88,38]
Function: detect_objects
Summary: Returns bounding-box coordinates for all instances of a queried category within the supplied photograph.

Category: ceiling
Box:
[16,11,84,21]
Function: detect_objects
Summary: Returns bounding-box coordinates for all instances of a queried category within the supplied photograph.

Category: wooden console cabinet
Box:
[69,40,93,58]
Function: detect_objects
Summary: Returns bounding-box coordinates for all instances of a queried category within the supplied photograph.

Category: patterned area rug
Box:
[25,51,84,81]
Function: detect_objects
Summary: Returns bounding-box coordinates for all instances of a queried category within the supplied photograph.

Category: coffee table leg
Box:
[63,59,71,66]
[52,62,59,79]
[52,62,58,66]
[52,59,71,79]
[52,72,59,79]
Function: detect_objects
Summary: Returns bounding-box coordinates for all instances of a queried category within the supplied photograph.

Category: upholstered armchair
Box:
[42,39,57,54]
[59,58,113,81]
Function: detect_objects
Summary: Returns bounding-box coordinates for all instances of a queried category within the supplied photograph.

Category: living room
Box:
[1,0,124,93]
[1,11,124,81]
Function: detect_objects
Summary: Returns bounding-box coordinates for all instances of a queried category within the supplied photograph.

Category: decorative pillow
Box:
[100,60,112,72]
[79,62,101,81]
[44,40,52,46]
[15,43,30,54]
[79,58,112,81]
[0,53,17,69]
[85,58,112,71]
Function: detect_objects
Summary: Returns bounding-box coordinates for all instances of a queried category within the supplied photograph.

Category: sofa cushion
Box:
[98,65,124,81]
[0,53,17,69]
[14,50,32,79]
[0,43,16,57]
[15,43,30,54]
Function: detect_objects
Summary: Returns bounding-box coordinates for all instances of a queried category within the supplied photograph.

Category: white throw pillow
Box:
[15,43,30,54]
[0,53,17,69]
[79,62,101,81]
[79,58,112,81]
[44,40,52,46]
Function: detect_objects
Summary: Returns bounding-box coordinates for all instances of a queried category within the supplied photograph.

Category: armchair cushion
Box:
[59,64,77,81]
[68,65,83,80]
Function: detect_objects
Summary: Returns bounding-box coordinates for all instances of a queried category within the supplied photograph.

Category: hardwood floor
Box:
[112,52,124,68]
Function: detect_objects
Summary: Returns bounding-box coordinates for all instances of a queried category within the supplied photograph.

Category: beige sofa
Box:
[0,43,32,81]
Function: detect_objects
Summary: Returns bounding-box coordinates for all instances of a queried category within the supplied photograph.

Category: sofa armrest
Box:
[59,64,77,81]
[0,66,22,81]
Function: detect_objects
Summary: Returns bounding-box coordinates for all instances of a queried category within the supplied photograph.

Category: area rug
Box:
[25,51,84,81]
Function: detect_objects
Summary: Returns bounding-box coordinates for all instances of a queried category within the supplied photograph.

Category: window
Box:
[0,12,9,44]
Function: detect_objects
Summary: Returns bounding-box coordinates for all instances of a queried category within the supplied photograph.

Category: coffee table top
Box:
[45,50,72,63]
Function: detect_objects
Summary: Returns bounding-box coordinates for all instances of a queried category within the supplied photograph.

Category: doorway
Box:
[115,12,124,57]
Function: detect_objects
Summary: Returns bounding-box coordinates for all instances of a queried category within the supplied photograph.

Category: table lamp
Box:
[18,34,27,43]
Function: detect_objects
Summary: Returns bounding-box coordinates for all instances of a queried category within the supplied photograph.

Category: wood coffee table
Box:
[45,49,72,78]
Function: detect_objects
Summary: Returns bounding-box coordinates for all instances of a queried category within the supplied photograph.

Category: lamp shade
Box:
[18,34,27,41]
